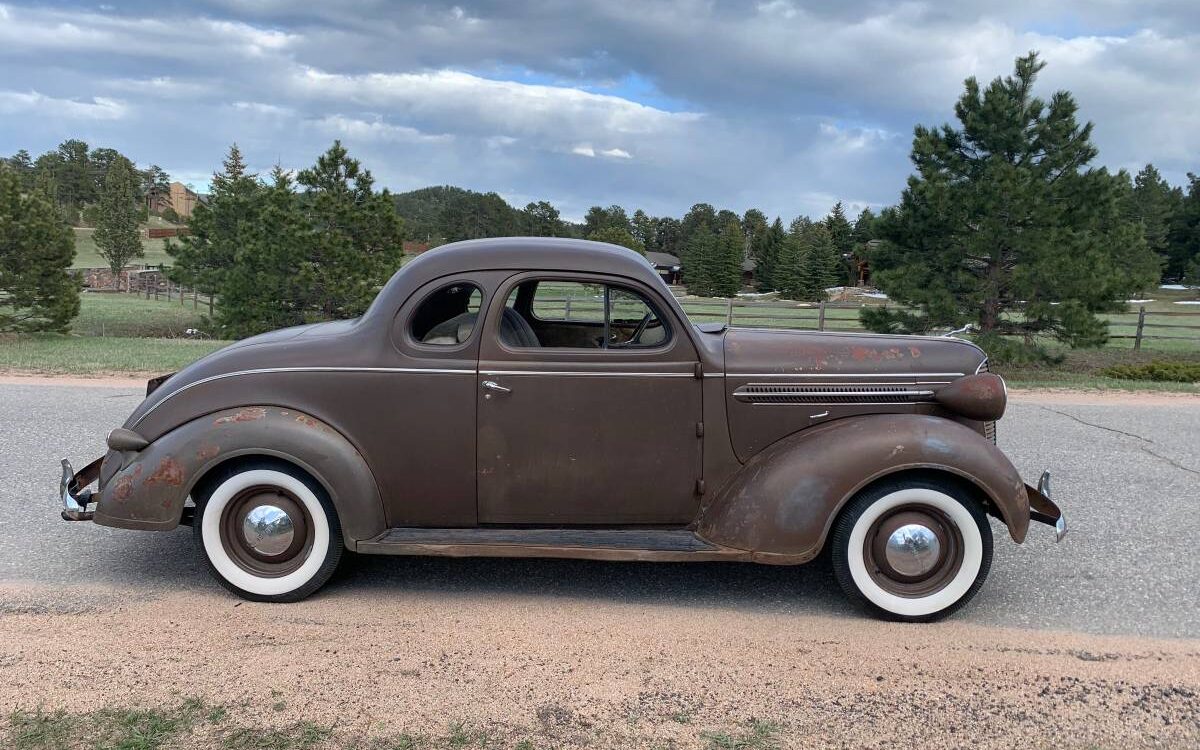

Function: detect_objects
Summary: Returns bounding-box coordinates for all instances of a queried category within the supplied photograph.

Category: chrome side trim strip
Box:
[479,370,693,378]
[725,372,965,378]
[737,389,936,398]
[134,366,476,426]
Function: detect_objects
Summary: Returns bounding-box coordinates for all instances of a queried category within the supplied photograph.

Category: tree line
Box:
[3,51,1199,349]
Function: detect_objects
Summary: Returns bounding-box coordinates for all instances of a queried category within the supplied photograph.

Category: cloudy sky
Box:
[1,1,1197,222]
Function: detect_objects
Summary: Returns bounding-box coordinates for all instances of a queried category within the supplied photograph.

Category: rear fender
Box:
[696,414,1029,563]
[93,406,386,547]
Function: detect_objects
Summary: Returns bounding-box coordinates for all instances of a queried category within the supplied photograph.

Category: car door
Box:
[476,273,704,525]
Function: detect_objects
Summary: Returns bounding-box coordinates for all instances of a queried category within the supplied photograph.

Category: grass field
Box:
[1,288,1198,388]
[71,227,175,269]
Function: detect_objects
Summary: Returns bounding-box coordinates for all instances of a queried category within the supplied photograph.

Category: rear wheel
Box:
[830,478,992,622]
[193,462,342,602]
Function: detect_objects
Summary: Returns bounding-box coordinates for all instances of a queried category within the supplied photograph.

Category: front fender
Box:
[93,406,386,547]
[696,414,1029,562]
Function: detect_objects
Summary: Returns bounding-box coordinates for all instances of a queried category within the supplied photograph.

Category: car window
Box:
[500,280,670,349]
[410,283,482,345]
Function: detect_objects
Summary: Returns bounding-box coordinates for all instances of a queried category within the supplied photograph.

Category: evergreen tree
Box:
[583,205,631,236]
[805,221,840,295]
[523,201,562,236]
[631,209,656,250]
[824,201,854,285]
[863,53,1158,347]
[6,150,33,190]
[0,167,80,332]
[168,144,260,299]
[710,217,745,297]
[216,168,308,337]
[1128,164,1181,277]
[850,208,877,286]
[679,203,719,293]
[294,141,406,321]
[93,156,143,286]
[1168,173,1200,284]
[587,225,645,254]
[776,217,810,300]
[755,217,785,292]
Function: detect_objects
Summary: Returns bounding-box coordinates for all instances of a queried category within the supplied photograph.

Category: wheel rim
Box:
[219,485,313,578]
[863,504,964,598]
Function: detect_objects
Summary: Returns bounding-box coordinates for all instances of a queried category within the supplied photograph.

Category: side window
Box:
[500,280,670,349]
[410,283,482,345]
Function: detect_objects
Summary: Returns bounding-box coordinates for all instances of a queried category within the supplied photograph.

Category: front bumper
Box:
[1026,470,1067,542]
[60,457,102,521]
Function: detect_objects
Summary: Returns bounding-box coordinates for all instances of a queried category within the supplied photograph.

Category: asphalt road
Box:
[2,380,1197,638]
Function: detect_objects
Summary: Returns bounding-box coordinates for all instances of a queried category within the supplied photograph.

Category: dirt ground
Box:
[1,583,1197,749]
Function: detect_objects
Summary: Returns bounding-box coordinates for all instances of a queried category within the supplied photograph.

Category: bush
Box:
[1103,361,1200,383]
[969,332,1063,366]
[161,206,180,224]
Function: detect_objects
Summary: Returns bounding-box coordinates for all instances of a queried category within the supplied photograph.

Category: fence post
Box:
[725,298,734,326]
[208,294,213,317]
[193,288,198,310]
[1134,306,1146,351]
[818,301,827,331]
[564,299,573,320]
[154,284,159,301]
[180,284,185,306]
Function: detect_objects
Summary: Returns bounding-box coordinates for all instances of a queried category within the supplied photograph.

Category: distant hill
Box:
[392,185,581,244]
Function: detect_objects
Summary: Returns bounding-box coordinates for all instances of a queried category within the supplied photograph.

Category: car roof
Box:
[399,237,661,284]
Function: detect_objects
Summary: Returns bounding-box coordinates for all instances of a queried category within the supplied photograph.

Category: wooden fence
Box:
[1116,306,1200,350]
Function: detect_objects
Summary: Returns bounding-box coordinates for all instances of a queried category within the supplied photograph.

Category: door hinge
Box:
[694,362,704,378]
[695,421,705,437]
[695,478,706,495]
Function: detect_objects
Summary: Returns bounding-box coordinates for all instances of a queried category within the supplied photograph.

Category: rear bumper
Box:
[1026,470,1067,542]
[59,457,102,521]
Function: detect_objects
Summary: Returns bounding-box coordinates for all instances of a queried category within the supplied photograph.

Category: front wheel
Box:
[830,478,992,622]
[193,462,342,602]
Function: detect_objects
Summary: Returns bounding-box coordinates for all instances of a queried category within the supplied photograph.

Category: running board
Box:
[356,527,749,562]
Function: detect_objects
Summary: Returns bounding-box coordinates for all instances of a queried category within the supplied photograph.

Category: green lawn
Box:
[0,334,227,376]
[71,292,211,338]
[71,227,175,269]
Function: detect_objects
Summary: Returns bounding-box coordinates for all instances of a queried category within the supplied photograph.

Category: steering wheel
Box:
[612,312,653,347]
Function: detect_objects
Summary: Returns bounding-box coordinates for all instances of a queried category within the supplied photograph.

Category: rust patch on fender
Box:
[214,407,266,425]
[113,475,135,501]
[145,457,185,487]
[294,414,320,429]
[196,444,220,461]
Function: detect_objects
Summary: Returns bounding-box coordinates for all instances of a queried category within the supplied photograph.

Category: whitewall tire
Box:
[193,462,342,602]
[831,478,992,622]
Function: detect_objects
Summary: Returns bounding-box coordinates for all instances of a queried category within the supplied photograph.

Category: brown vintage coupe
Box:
[60,238,1065,620]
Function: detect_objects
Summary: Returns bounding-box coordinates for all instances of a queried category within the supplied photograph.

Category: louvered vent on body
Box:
[733,383,934,404]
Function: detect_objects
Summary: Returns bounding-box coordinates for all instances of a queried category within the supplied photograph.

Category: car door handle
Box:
[482,380,511,394]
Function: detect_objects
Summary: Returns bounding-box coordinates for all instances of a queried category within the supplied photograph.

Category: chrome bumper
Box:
[60,457,102,522]
[1026,470,1067,542]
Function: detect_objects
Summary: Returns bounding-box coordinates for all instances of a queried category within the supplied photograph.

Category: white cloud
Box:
[571,144,595,157]
[313,114,452,143]
[600,147,632,159]
[231,101,294,117]
[0,90,127,120]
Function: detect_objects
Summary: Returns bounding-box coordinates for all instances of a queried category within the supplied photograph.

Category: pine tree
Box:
[92,156,143,286]
[1127,164,1182,279]
[679,203,719,294]
[217,167,308,337]
[864,52,1159,348]
[1168,173,1200,285]
[295,141,406,321]
[0,167,80,331]
[587,225,645,254]
[168,144,261,299]
[709,217,744,297]
[755,218,785,292]
[824,201,854,285]
[523,201,561,236]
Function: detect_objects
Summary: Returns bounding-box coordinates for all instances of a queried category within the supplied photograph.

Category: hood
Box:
[123,318,366,430]
[723,329,986,379]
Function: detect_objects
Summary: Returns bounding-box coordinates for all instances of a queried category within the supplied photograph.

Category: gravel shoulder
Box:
[1,582,1197,749]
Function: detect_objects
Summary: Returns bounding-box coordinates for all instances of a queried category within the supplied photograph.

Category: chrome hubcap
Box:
[884,523,941,577]
[241,504,295,557]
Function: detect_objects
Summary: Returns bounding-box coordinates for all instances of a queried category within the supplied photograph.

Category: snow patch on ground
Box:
[1160,284,1198,290]
[1127,299,1155,303]
[1173,301,1200,305]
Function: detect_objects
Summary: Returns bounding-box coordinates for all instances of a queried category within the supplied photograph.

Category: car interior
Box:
[411,279,669,349]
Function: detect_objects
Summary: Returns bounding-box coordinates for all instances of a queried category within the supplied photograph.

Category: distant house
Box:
[168,182,201,219]
[645,251,682,285]
[402,240,433,255]
[742,257,757,288]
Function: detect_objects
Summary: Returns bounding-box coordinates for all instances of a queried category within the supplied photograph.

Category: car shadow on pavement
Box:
[327,552,854,617]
